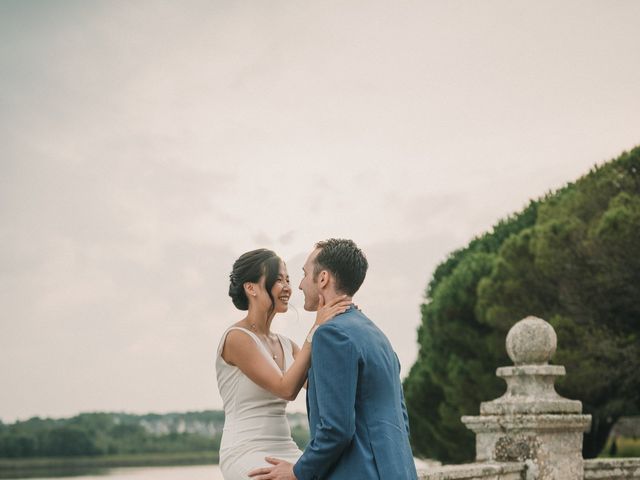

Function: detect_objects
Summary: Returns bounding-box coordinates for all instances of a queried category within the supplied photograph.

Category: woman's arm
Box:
[222,296,349,401]
[290,340,308,390]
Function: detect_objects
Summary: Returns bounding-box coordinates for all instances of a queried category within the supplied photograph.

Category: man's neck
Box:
[321,290,353,305]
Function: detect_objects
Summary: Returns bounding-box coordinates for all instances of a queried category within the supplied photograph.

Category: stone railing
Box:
[416,316,640,480]
[419,462,525,479]
[584,459,640,479]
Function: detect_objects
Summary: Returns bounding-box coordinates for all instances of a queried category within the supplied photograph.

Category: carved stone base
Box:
[463,414,591,480]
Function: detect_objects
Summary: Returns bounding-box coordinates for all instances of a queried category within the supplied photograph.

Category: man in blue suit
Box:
[249,239,418,480]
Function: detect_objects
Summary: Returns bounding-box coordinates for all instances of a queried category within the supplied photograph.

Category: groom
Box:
[249,239,418,480]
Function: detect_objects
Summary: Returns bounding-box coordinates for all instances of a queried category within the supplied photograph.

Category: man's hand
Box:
[248,457,296,480]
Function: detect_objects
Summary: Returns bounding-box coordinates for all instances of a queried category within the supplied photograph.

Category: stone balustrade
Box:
[584,459,640,479]
[415,316,640,480]
[418,462,525,479]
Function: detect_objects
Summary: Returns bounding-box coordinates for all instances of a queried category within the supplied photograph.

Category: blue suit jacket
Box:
[293,307,418,480]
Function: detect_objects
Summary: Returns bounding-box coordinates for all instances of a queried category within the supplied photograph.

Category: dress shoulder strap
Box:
[276,334,294,357]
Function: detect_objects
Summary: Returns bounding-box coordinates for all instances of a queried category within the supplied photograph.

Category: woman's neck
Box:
[243,308,275,336]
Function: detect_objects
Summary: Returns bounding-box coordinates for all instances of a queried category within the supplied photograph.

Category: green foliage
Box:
[0,410,306,461]
[0,411,226,459]
[41,426,100,457]
[291,425,310,450]
[602,437,640,458]
[405,146,640,463]
[407,251,514,463]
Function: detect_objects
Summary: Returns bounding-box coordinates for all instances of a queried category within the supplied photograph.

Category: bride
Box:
[216,248,350,479]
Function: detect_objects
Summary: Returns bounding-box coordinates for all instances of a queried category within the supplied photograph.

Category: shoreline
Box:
[0,452,218,479]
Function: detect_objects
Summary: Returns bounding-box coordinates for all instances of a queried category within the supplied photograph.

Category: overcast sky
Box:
[1,0,639,423]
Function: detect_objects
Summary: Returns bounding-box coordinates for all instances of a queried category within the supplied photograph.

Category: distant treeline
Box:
[0,411,309,459]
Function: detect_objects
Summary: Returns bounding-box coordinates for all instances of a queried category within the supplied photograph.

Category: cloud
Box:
[2,0,640,421]
[0,231,238,420]
[278,230,295,245]
[0,142,242,419]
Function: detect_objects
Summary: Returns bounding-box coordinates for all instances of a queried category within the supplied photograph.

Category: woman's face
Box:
[270,261,291,314]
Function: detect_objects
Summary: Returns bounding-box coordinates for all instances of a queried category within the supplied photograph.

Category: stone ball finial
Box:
[506,316,557,365]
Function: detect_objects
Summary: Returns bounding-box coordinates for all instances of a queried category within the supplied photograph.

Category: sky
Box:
[1,0,639,423]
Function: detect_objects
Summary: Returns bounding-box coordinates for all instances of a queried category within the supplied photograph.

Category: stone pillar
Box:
[462,316,592,480]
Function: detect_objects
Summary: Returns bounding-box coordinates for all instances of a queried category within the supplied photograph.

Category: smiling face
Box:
[299,248,321,311]
[270,261,291,314]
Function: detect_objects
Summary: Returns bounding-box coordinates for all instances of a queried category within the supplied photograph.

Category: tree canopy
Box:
[404,146,640,463]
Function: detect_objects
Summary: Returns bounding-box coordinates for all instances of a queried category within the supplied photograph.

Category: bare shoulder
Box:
[225,327,256,348]
[222,327,259,364]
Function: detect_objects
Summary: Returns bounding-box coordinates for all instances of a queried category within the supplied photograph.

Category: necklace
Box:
[250,323,284,370]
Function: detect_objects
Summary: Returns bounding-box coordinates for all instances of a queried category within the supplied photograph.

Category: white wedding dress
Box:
[216,327,303,479]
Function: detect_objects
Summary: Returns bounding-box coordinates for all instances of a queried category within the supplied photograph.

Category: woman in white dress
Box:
[216,248,350,480]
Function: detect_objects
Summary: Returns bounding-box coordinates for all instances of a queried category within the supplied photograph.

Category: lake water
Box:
[3,465,224,480]
[3,460,435,479]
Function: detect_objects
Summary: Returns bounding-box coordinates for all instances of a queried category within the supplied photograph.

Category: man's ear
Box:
[318,270,329,289]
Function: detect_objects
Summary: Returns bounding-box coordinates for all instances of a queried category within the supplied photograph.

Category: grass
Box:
[0,451,218,478]
[600,436,640,458]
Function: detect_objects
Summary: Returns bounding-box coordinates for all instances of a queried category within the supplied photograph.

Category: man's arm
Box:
[293,323,358,480]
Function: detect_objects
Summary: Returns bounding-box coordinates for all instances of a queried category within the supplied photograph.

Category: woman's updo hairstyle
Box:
[228,248,282,311]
